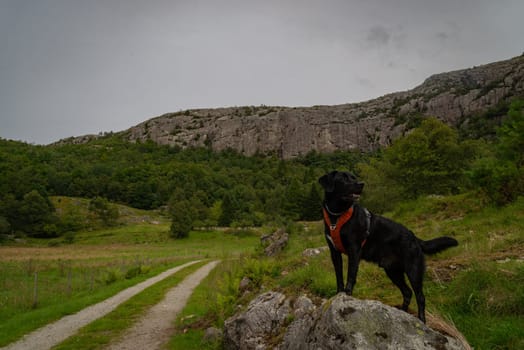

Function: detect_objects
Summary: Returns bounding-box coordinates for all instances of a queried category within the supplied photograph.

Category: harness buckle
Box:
[330,224,337,231]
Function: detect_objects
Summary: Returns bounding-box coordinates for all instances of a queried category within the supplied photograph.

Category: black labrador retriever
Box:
[319,171,458,323]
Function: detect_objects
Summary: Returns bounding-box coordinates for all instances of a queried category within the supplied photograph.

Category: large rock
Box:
[223,292,467,350]
[223,291,291,350]
[260,229,289,256]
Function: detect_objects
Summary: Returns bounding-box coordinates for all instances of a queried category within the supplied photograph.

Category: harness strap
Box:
[322,206,353,254]
[323,205,369,255]
[362,207,371,247]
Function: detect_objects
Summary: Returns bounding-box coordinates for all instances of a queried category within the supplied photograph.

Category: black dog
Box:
[319,171,458,323]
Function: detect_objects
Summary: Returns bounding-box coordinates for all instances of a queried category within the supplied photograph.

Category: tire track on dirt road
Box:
[107,260,220,350]
[2,260,217,350]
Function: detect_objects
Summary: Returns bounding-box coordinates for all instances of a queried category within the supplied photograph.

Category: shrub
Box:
[125,266,142,279]
[470,99,524,204]
[170,200,193,239]
[469,158,521,204]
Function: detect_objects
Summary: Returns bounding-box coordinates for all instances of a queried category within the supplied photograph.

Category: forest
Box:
[0,99,522,240]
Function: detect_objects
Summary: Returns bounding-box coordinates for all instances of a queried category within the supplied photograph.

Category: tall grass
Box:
[430,262,524,350]
[0,257,190,347]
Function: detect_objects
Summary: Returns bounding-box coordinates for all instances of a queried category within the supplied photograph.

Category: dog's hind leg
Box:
[406,267,426,323]
[384,268,412,311]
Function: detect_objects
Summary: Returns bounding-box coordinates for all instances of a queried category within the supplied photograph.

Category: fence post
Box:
[32,272,38,308]
[68,267,72,296]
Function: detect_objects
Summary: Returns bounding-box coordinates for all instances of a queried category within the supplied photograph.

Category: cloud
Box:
[366,25,391,47]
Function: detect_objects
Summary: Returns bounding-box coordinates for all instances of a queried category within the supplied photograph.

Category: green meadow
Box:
[1,193,521,349]
[0,218,260,347]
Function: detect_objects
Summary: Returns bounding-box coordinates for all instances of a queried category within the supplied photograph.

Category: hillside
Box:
[56,55,524,158]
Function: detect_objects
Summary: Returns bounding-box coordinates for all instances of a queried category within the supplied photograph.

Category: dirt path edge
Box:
[2,260,205,350]
[107,260,220,350]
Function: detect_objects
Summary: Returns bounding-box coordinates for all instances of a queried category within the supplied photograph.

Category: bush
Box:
[470,158,521,204]
[170,200,193,239]
[125,266,142,279]
[470,99,524,204]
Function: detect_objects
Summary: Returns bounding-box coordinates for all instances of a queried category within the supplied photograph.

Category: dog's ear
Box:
[319,171,337,192]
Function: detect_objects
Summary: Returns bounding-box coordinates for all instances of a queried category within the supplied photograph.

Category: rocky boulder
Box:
[223,292,468,350]
[260,229,289,256]
[223,291,291,349]
[302,246,329,257]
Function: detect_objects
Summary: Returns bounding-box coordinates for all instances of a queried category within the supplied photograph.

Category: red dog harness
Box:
[323,206,367,255]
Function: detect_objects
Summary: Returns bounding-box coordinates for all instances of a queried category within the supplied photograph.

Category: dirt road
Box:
[108,260,220,350]
[2,260,219,350]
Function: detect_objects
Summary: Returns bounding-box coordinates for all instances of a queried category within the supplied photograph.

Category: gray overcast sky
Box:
[1,0,523,144]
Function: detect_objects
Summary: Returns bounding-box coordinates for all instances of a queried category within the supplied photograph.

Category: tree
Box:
[169,200,193,239]
[301,182,322,220]
[206,200,222,227]
[357,118,479,212]
[0,216,11,235]
[18,190,58,237]
[218,193,235,227]
[497,99,524,166]
[470,99,524,204]
[282,178,304,220]
[385,118,468,196]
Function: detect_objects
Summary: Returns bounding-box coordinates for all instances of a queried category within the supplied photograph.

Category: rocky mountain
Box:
[59,55,524,159]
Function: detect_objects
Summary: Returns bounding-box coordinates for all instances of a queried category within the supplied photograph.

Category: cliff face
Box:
[60,55,524,158]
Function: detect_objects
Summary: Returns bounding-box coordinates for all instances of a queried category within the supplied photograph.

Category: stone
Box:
[261,229,289,257]
[203,327,222,343]
[223,291,291,350]
[223,291,469,350]
[239,276,252,292]
[302,246,328,257]
[281,294,465,350]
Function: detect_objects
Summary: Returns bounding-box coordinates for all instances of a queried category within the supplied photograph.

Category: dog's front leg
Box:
[344,246,361,295]
[328,246,344,293]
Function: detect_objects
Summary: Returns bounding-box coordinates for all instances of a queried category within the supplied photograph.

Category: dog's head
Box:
[319,171,364,209]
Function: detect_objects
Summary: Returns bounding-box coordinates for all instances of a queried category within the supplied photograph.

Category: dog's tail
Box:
[419,237,458,255]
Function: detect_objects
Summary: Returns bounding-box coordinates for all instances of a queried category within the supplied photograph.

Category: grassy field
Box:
[1,194,523,349]
[0,219,261,347]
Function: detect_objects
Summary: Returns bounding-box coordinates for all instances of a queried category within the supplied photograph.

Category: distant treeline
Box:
[1,99,522,238]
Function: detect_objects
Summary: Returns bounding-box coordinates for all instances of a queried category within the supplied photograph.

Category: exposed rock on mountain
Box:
[58,55,524,158]
[223,291,468,350]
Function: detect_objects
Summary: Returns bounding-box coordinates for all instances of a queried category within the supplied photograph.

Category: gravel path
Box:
[108,260,220,350]
[2,260,218,350]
